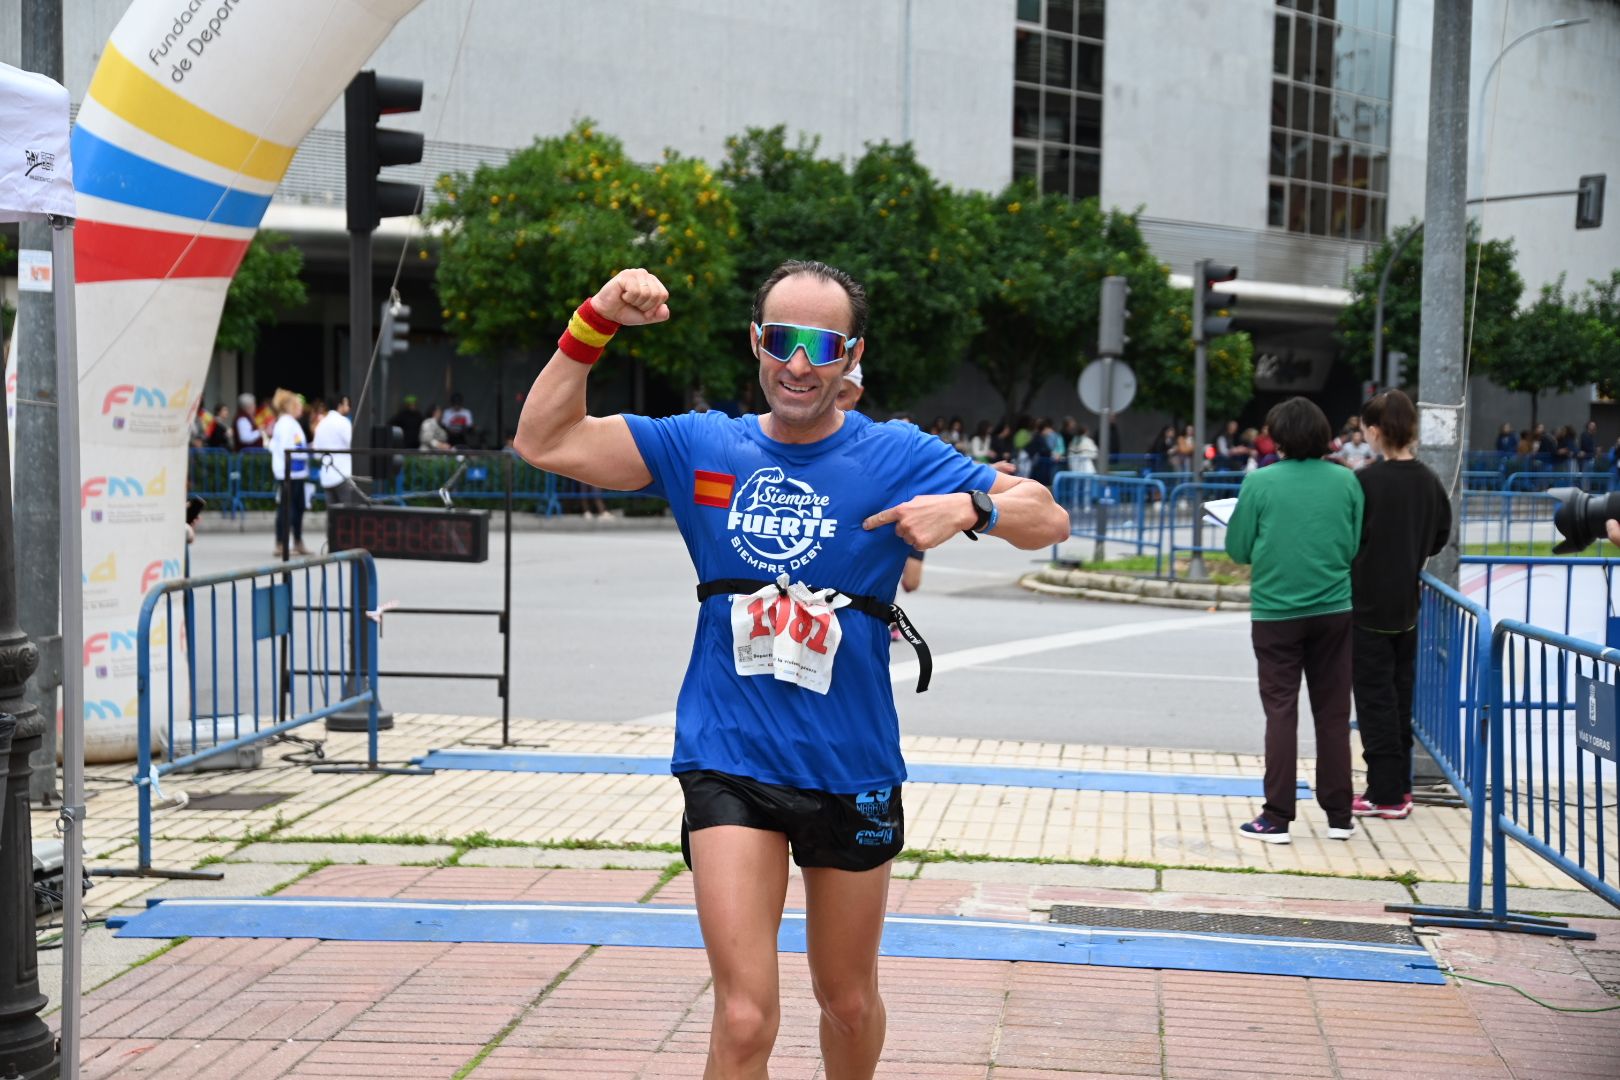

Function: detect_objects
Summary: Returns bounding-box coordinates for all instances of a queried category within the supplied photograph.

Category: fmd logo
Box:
[84,699,139,722]
[725,467,838,576]
[81,469,169,525]
[83,622,168,680]
[101,381,195,434]
[142,559,182,594]
[82,553,122,612]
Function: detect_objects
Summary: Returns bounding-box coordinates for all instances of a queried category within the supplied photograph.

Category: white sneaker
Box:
[1327,823,1356,840]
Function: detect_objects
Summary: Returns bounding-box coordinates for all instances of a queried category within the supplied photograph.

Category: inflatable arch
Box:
[66,0,423,760]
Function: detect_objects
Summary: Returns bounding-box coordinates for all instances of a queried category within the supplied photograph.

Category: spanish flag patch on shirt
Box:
[693,470,735,508]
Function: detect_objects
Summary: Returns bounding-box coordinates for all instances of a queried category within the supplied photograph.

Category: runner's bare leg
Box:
[804,862,893,1079]
[691,825,791,1079]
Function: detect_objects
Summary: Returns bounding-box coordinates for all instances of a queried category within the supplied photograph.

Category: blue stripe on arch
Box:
[70,125,272,229]
[409,749,1309,798]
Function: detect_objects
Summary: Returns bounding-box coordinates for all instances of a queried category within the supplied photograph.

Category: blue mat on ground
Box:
[107,897,1441,985]
[410,750,1309,798]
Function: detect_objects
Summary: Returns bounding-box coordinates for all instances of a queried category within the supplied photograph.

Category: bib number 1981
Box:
[730,584,845,695]
[746,594,832,654]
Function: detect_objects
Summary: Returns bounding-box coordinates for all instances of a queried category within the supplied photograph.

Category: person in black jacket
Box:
[1350,390,1451,819]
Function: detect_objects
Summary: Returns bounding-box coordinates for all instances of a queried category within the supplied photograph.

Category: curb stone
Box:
[1021,568,1251,610]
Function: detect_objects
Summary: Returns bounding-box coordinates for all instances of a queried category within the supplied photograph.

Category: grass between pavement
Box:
[1087,541,1567,583]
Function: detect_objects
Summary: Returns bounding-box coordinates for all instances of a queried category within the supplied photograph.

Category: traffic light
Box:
[1098,276,1130,357]
[345,71,424,233]
[1387,350,1409,389]
[1192,260,1238,343]
[379,299,411,357]
[1576,174,1605,230]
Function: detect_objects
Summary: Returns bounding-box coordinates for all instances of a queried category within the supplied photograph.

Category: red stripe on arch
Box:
[76,220,252,284]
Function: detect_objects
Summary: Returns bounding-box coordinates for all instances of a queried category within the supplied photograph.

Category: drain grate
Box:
[1049,905,1419,946]
[182,792,291,812]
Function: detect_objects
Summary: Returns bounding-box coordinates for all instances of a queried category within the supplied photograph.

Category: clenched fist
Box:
[592,268,671,326]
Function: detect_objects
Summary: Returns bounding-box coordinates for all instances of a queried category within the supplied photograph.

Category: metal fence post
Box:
[364,556,380,768]
[136,618,153,875]
[1466,614,1491,913]
[1488,625,1510,920]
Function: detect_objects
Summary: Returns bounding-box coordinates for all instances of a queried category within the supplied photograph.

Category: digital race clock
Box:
[326,506,490,563]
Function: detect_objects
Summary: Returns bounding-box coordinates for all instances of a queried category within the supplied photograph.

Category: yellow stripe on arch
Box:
[87,44,296,184]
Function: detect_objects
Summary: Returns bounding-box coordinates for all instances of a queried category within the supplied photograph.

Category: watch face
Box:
[971,490,993,528]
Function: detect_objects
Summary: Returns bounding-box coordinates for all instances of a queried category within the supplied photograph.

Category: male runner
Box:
[514,261,1068,1079]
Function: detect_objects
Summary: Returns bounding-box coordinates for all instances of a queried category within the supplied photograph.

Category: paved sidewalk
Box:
[28,713,1620,1076]
[39,714,1602,905]
[64,863,1620,1078]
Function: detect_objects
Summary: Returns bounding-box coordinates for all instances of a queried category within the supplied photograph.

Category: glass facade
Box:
[1013,0,1104,200]
[1269,0,1396,240]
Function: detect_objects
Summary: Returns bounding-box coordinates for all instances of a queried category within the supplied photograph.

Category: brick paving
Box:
[26,713,1618,1075]
[65,865,1618,1078]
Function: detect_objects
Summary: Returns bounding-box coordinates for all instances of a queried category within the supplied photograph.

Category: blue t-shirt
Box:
[625,409,996,792]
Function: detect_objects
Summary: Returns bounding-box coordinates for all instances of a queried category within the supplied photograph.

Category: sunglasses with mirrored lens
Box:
[753,322,860,367]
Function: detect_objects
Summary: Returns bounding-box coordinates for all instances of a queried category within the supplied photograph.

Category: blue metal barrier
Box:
[1392,571,1618,936]
[186,448,235,508]
[113,551,380,878]
[1107,453,1162,476]
[1051,472,1167,569]
[234,448,275,509]
[1390,575,1495,929]
[1504,470,1613,494]
[1410,575,1493,812]
[1458,491,1561,555]
[1162,481,1243,578]
[1488,619,1620,926]
[1462,555,1619,643]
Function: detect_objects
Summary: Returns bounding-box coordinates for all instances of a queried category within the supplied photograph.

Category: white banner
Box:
[70,0,423,759]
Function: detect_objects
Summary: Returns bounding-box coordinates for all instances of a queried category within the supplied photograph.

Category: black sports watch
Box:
[964,489,995,541]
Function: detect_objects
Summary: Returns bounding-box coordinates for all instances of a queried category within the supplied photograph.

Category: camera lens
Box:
[1549,488,1620,555]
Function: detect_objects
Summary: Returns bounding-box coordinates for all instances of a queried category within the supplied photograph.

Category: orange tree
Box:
[1482,276,1620,427]
[959,184,1253,422]
[720,127,980,408]
[427,120,741,392]
[1337,218,1522,385]
[215,230,307,353]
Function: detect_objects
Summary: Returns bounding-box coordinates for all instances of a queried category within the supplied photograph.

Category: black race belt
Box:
[696,578,932,693]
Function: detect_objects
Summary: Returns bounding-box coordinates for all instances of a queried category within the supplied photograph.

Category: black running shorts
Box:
[677,769,904,873]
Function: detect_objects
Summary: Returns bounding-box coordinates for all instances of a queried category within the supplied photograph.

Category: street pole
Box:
[1372,222,1423,392]
[1417,0,1471,589]
[16,0,64,807]
[1470,18,1589,201]
[1094,358,1113,564]
[348,230,373,480]
[1188,259,1210,582]
[0,336,56,1080]
[1093,275,1130,565]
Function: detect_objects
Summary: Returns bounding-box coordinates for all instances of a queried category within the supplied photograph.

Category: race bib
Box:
[729,575,850,695]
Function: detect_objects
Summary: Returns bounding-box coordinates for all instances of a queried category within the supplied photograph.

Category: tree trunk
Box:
[1529,391,1539,429]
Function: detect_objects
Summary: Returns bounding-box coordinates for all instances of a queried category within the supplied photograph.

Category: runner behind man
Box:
[513,262,1068,1079]
[834,364,924,621]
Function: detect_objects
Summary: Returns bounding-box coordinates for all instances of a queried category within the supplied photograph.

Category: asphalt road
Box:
[190,519,1311,756]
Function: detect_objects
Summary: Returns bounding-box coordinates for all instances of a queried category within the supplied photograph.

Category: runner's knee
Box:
[812,976,881,1036]
[713,993,779,1060]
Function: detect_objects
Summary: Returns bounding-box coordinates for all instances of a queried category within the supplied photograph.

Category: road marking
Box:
[629,612,1251,723]
[889,612,1250,686]
[910,564,1018,578]
[970,665,1254,683]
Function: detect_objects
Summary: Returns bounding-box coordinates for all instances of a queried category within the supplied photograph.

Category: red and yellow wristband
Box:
[557,299,620,365]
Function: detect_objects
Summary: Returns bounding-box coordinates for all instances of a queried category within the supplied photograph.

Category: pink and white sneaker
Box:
[1352,793,1412,819]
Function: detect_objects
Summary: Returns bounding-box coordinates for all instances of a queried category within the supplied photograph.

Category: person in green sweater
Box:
[1225,397,1364,845]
